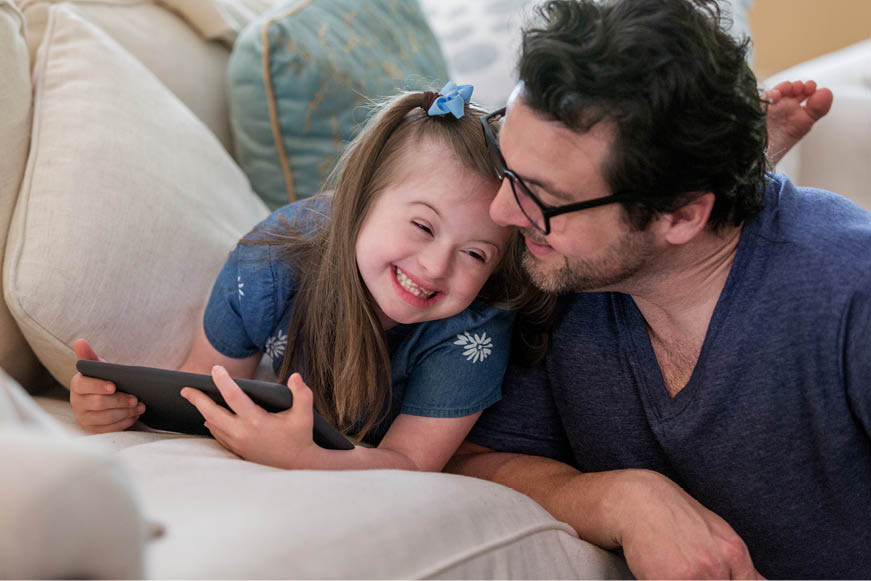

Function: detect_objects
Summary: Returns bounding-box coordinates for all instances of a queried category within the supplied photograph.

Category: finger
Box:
[83,415,140,434]
[210,365,262,417]
[803,79,817,96]
[73,338,104,362]
[180,386,235,427]
[790,80,804,97]
[285,373,314,426]
[80,404,144,427]
[70,373,116,396]
[770,80,793,98]
[204,421,239,454]
[761,88,781,104]
[72,392,139,412]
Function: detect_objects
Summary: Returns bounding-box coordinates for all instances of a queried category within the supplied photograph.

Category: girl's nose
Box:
[418,244,452,280]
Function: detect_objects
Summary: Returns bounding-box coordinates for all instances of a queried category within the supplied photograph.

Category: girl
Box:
[70,83,552,472]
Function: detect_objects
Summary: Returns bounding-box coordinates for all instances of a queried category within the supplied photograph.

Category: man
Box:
[446,0,870,578]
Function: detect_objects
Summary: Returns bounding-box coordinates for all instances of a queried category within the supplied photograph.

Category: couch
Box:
[1,0,868,578]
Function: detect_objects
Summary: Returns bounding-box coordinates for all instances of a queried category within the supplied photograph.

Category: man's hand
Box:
[447,444,763,580]
[609,469,763,580]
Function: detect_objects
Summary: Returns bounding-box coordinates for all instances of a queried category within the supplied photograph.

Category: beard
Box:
[521,226,654,293]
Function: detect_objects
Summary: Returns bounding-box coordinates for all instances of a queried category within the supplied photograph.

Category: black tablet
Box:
[76,360,354,450]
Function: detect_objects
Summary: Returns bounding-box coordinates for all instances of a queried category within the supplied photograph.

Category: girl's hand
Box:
[180,366,320,469]
[70,339,144,433]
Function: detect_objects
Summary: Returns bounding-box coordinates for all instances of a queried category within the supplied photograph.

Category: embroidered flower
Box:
[265,330,287,363]
[454,331,493,363]
[237,275,245,298]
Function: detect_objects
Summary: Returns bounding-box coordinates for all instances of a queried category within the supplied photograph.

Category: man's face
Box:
[489,96,655,293]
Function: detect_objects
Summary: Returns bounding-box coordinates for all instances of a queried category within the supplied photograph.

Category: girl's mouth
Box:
[394,266,437,299]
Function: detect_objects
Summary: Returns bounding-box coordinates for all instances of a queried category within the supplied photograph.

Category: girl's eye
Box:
[413,221,433,236]
[465,250,487,263]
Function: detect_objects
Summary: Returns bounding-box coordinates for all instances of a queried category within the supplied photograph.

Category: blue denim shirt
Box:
[204,197,514,442]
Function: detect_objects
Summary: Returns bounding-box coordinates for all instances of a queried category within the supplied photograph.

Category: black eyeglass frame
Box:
[481,107,640,235]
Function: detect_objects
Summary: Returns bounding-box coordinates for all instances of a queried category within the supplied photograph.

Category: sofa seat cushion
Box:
[228,0,449,209]
[111,436,630,579]
[3,4,268,387]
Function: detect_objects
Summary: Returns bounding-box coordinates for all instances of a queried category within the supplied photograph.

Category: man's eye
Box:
[413,221,433,235]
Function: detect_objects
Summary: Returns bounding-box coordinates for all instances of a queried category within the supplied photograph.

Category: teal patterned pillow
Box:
[228,0,449,209]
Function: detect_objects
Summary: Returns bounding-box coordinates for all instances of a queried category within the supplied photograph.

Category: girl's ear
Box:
[659,192,715,246]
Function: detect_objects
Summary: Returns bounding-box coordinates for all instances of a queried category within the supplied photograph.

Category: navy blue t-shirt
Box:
[470,174,871,579]
[203,197,515,444]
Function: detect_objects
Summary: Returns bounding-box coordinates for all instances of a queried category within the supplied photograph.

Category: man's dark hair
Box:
[518,0,768,230]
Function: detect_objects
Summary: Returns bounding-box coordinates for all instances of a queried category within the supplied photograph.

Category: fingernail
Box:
[137,403,145,413]
[105,383,114,394]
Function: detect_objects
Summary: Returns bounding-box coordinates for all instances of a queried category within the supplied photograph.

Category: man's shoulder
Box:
[757,174,871,280]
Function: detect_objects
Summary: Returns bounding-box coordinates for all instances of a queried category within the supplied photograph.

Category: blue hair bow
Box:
[427,81,474,119]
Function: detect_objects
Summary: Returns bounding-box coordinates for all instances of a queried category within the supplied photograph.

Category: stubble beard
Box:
[521,227,654,294]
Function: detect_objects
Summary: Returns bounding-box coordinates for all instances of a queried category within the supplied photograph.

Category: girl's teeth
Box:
[396,268,435,298]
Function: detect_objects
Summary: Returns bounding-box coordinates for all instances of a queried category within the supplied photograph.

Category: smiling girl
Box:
[70,84,552,472]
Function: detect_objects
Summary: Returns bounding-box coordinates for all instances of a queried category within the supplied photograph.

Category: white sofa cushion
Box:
[0,0,44,389]
[3,4,268,387]
[110,436,629,579]
[0,368,147,579]
[18,0,235,151]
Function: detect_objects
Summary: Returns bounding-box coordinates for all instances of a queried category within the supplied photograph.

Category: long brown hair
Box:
[262,92,554,441]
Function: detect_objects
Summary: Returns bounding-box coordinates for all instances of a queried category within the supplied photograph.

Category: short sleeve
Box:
[399,305,515,418]
[202,242,279,358]
[469,359,574,463]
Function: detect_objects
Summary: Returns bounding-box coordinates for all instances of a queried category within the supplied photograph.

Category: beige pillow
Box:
[156,0,277,45]
[3,4,268,387]
[18,0,235,151]
[0,0,46,389]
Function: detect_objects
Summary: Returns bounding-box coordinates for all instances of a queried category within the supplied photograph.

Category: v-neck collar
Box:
[615,212,765,422]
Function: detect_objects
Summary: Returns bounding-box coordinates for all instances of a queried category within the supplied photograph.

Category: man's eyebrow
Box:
[520,174,575,203]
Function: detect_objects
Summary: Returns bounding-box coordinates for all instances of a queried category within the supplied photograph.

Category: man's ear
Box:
[660,192,715,245]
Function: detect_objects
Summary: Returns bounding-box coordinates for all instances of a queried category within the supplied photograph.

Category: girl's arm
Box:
[181,366,480,472]
[179,326,261,379]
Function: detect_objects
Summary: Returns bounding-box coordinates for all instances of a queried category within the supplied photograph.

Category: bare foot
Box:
[763,80,833,165]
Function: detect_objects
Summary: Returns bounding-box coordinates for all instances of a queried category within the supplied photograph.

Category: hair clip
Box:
[427,81,474,119]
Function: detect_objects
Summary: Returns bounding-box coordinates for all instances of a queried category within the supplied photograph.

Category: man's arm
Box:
[446,441,763,580]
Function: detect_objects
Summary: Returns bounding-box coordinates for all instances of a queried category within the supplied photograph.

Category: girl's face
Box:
[355,141,511,330]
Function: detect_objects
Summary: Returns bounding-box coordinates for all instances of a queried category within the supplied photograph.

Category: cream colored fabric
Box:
[157,0,276,45]
[4,4,268,387]
[18,0,234,151]
[0,0,45,388]
[0,368,147,579]
[115,437,629,579]
[767,40,871,210]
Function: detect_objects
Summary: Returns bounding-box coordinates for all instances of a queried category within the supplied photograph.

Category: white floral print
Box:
[454,331,493,363]
[265,329,288,363]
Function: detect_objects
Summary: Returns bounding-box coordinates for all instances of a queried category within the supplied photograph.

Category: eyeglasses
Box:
[481,107,639,235]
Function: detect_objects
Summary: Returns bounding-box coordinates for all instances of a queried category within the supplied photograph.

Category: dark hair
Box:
[518,0,768,230]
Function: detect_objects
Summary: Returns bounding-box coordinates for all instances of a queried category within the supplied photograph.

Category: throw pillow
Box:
[3,5,269,387]
[228,0,449,209]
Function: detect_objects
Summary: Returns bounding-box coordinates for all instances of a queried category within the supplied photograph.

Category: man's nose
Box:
[490,179,527,228]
